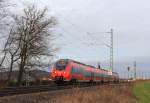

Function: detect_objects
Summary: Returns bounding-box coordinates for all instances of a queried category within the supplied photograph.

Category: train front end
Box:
[51,59,71,83]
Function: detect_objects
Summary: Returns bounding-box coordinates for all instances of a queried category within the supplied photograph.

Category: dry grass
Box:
[0,84,137,103]
[55,85,137,103]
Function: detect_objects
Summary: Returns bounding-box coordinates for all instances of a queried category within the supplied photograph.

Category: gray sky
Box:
[7,0,150,77]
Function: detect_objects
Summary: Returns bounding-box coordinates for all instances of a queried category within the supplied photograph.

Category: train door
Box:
[91,72,94,81]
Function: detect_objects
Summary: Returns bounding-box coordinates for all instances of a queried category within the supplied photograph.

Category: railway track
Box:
[0,82,130,97]
[0,85,72,97]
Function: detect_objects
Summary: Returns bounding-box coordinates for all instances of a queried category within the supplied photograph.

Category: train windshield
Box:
[56,60,68,70]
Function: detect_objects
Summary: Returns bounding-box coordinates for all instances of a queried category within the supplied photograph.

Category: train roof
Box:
[72,60,96,68]
[58,59,96,68]
[70,59,97,68]
[58,59,112,71]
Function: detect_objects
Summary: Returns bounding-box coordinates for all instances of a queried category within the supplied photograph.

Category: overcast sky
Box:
[6,0,150,77]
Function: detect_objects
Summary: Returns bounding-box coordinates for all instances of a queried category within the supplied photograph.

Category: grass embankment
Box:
[0,84,137,103]
[55,85,137,103]
[1,81,150,103]
[133,81,150,103]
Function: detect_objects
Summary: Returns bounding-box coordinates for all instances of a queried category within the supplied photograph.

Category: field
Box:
[0,83,136,103]
[133,81,150,103]
[0,81,150,103]
[54,85,137,103]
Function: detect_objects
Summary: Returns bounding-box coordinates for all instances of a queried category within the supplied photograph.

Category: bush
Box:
[8,80,17,86]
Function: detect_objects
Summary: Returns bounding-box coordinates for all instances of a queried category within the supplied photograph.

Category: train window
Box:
[56,60,68,70]
[83,70,91,77]
[72,67,78,74]
[72,67,84,74]
[78,68,80,73]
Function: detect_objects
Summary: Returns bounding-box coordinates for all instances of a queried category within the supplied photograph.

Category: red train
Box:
[51,59,119,84]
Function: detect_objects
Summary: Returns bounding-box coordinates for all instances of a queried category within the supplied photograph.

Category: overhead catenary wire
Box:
[53,10,113,67]
[57,21,109,47]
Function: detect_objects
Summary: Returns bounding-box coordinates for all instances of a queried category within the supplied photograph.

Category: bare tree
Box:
[0,1,20,82]
[0,0,9,71]
[0,4,57,85]
[0,26,21,82]
[0,0,13,68]
[7,28,21,81]
[0,0,7,21]
[12,5,57,85]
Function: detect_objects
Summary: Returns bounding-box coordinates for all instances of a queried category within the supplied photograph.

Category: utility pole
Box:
[106,29,114,71]
[98,62,101,69]
[127,66,130,79]
[110,29,113,72]
[134,61,137,80]
[107,29,114,71]
[87,28,114,72]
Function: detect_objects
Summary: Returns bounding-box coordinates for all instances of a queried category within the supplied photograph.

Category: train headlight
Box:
[54,71,57,73]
